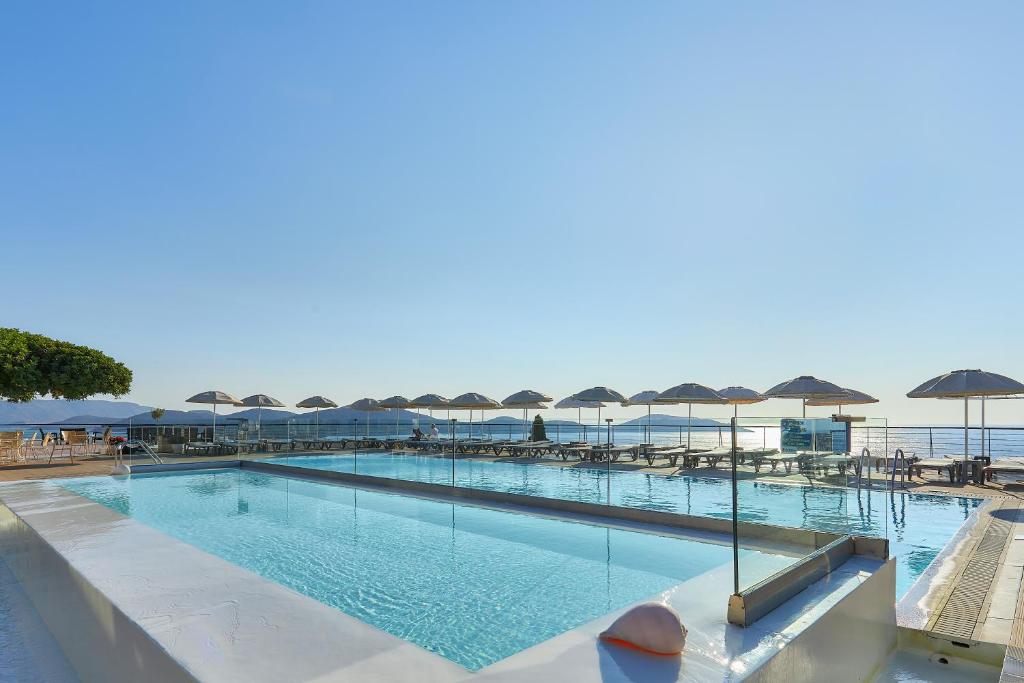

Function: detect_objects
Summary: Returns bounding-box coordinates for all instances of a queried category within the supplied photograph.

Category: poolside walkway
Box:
[925,498,1024,646]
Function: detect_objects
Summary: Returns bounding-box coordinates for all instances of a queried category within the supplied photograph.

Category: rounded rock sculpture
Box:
[599,602,687,656]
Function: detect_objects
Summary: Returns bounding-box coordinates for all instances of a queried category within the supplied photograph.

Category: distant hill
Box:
[618,413,730,428]
[265,407,435,425]
[483,416,582,427]
[0,399,153,424]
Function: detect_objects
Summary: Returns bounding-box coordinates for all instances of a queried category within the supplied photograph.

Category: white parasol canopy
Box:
[239,394,284,440]
[908,369,1024,480]
[296,395,338,439]
[655,383,726,450]
[186,390,242,441]
[571,387,627,444]
[764,376,851,417]
[449,392,502,439]
[503,390,553,440]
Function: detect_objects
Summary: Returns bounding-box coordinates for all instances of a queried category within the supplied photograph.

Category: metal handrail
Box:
[890,448,906,490]
[856,448,870,490]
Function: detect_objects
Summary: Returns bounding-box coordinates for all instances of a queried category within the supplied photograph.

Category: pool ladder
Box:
[115,440,163,466]
[889,448,907,490]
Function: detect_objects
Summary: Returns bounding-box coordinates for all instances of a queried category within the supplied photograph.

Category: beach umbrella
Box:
[571,387,627,444]
[908,369,1024,480]
[717,386,767,418]
[449,393,502,440]
[239,394,285,440]
[379,395,412,437]
[347,398,383,438]
[764,376,851,418]
[621,391,660,444]
[409,394,451,426]
[554,397,604,440]
[296,395,338,439]
[804,388,877,413]
[655,383,727,450]
[503,390,553,440]
[186,390,243,442]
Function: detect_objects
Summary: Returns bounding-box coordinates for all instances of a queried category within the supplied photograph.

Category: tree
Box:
[0,328,132,402]
[531,414,546,441]
[151,408,165,421]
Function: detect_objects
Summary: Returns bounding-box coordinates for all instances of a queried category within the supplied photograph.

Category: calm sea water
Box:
[11,422,1023,460]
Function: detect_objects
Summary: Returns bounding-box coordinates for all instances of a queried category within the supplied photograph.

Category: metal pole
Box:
[982,397,986,458]
[450,419,457,486]
[731,416,739,595]
[605,418,613,506]
[687,403,692,450]
[964,397,969,484]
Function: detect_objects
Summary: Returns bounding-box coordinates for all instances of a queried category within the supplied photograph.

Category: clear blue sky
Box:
[3,2,1023,424]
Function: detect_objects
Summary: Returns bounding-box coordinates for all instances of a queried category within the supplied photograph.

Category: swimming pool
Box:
[59,469,791,671]
[262,452,985,598]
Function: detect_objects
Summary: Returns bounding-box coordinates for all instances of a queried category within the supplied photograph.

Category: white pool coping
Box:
[0,474,890,682]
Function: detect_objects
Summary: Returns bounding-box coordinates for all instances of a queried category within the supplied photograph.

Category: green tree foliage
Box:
[531,414,546,441]
[151,408,166,421]
[0,328,132,402]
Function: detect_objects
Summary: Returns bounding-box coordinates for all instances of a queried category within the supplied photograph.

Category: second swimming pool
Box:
[263,452,984,598]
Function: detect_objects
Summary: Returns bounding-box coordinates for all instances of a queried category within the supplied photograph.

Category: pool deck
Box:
[4,447,1024,501]
[915,497,1024,647]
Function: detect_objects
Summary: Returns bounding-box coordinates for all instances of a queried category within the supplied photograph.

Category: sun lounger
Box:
[640,444,678,466]
[649,447,702,468]
[183,441,220,456]
[590,445,635,462]
[909,457,960,483]
[505,441,555,457]
[745,448,780,472]
[217,438,263,454]
[983,460,1024,482]
[557,444,593,461]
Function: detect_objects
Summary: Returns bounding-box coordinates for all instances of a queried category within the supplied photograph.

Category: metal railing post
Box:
[605,418,613,506]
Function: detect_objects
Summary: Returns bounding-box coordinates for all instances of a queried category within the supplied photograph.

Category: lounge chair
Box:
[909,457,960,483]
[505,441,555,457]
[183,441,220,456]
[983,460,1024,483]
[49,429,88,463]
[590,445,636,462]
[557,443,593,461]
[648,447,702,468]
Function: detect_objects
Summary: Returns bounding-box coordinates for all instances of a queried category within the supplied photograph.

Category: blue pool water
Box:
[59,469,789,670]
[263,452,985,598]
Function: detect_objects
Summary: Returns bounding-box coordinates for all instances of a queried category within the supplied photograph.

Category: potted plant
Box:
[531,415,547,442]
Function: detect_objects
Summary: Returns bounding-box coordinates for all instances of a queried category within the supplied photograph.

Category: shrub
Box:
[531,414,546,441]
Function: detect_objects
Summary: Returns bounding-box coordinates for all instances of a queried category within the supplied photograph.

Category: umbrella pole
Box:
[315,407,319,440]
[964,397,969,483]
[213,404,217,443]
[647,405,651,444]
[687,403,692,450]
[982,397,986,458]
[802,399,807,418]
[258,405,262,443]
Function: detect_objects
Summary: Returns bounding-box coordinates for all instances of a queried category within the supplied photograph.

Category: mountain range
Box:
[0,400,730,428]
